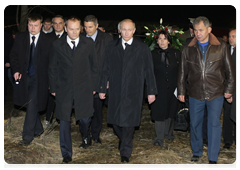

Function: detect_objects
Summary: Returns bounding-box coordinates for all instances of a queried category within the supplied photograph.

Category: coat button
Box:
[166,72,168,75]
[166,79,168,82]
[167,86,169,89]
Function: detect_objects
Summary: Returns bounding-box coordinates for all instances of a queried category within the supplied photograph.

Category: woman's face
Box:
[157,34,169,49]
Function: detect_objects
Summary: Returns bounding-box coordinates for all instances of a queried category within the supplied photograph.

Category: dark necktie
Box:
[57,34,60,38]
[28,36,36,77]
[71,41,76,51]
[124,43,129,50]
[232,47,235,55]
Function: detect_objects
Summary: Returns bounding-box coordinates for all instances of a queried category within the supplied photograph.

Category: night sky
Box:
[4,5,236,34]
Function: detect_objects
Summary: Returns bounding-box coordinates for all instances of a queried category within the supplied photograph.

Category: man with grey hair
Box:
[82,14,113,145]
[99,19,157,163]
[50,15,66,38]
[177,16,235,164]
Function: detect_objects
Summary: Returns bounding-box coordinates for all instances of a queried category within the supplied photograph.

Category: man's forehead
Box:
[53,18,64,23]
[229,30,236,35]
[84,21,95,26]
[121,21,134,28]
[28,20,41,24]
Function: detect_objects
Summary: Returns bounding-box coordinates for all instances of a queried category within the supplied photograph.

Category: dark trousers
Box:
[46,93,55,122]
[22,76,43,141]
[189,96,224,162]
[60,117,91,158]
[91,98,104,139]
[223,100,236,145]
[113,124,135,158]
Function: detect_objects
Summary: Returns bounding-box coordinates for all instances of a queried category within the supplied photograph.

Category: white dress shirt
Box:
[67,36,80,50]
[30,32,40,46]
[122,37,133,50]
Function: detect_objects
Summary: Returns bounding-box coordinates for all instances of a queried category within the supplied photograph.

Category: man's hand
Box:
[178,95,185,102]
[148,95,156,104]
[51,93,56,96]
[226,96,233,103]
[224,93,232,99]
[5,63,10,67]
[99,93,106,99]
[14,72,22,81]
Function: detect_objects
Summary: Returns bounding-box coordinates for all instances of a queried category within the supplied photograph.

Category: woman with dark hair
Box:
[151,30,181,146]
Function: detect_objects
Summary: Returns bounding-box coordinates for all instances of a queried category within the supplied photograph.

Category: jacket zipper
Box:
[201,44,211,100]
[209,57,221,64]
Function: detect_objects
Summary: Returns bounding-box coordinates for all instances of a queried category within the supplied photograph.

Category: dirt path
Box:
[4,84,236,165]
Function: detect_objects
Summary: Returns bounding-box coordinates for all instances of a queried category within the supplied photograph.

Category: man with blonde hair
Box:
[49,16,98,163]
[10,13,56,146]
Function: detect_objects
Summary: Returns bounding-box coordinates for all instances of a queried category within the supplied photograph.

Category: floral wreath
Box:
[144,18,185,51]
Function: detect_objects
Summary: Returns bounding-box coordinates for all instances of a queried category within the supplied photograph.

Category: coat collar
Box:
[188,33,221,47]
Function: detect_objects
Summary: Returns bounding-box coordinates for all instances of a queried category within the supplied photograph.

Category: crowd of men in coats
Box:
[5,13,236,164]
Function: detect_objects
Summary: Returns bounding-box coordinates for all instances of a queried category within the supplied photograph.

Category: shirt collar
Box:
[86,30,98,41]
[29,32,40,44]
[56,30,64,37]
[122,37,133,45]
[67,35,80,49]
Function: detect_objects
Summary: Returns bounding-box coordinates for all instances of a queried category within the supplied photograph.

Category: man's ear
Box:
[208,27,212,34]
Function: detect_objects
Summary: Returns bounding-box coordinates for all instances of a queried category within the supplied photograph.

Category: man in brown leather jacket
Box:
[177,16,235,164]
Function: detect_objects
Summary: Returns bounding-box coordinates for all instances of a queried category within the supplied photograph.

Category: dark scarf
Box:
[158,48,170,65]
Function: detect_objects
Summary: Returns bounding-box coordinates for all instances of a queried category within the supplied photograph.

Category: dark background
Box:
[4,5,236,36]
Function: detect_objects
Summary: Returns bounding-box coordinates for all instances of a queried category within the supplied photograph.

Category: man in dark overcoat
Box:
[48,16,98,163]
[10,13,56,146]
[99,19,157,163]
[44,15,67,125]
[82,15,113,144]
[222,28,236,149]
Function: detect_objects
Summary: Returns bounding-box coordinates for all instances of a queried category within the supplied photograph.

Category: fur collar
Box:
[188,33,221,47]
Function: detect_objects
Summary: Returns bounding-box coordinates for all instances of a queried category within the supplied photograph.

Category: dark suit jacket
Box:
[230,46,236,122]
[82,29,113,98]
[10,31,56,111]
[48,34,99,121]
[82,29,113,70]
[98,37,157,127]
[48,31,67,39]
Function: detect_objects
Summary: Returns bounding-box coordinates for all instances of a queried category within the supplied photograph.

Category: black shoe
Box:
[79,136,92,149]
[121,156,129,163]
[209,161,218,168]
[93,138,102,144]
[19,140,31,146]
[223,143,231,149]
[62,156,72,164]
[191,155,199,162]
[152,139,163,146]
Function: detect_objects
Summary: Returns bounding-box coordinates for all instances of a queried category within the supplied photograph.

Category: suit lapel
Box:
[24,32,31,66]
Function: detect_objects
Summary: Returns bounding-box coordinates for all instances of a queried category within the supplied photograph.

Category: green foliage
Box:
[144,19,185,51]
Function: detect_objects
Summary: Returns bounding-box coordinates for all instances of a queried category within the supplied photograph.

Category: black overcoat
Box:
[10,31,55,111]
[48,34,99,122]
[230,44,238,123]
[98,38,157,127]
[151,48,181,121]
[82,29,113,98]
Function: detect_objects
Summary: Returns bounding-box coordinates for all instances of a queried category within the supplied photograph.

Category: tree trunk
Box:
[18,5,28,32]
